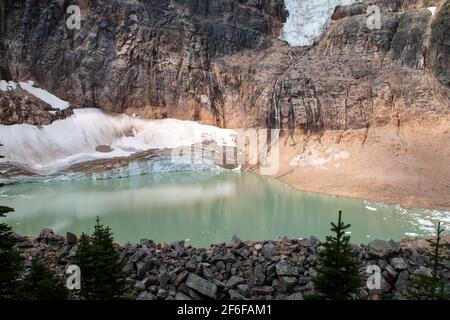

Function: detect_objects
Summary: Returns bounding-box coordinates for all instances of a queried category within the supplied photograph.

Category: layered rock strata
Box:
[0,0,448,130]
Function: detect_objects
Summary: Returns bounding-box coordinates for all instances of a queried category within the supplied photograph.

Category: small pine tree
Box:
[74,233,96,297]
[73,217,126,300]
[313,210,363,300]
[1,143,69,300]
[407,221,449,300]
[0,205,24,299]
[0,143,24,299]
[18,258,68,300]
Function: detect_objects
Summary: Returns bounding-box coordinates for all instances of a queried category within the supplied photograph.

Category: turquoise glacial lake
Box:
[1,171,448,247]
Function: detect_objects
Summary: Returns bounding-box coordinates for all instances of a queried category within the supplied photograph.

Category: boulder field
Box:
[15,229,450,300]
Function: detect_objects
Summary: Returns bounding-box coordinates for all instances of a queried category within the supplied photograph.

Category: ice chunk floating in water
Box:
[282,0,362,46]
[0,108,236,173]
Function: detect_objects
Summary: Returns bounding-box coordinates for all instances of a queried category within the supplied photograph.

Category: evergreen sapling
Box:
[18,257,68,300]
[313,210,363,300]
[407,221,449,300]
[73,217,126,300]
[0,143,24,299]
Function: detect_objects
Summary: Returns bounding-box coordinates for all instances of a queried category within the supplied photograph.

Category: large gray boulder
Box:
[225,276,244,289]
[367,240,400,259]
[66,232,78,245]
[395,270,410,293]
[389,257,408,271]
[229,235,242,249]
[136,291,157,300]
[262,243,278,259]
[37,228,64,244]
[185,273,218,299]
[276,261,299,277]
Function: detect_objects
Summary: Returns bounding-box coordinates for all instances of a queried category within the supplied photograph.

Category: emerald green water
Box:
[1,171,447,247]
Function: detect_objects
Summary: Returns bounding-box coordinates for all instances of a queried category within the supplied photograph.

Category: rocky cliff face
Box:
[0,0,449,130]
[0,87,72,125]
[0,0,287,127]
[270,0,450,132]
[282,0,363,46]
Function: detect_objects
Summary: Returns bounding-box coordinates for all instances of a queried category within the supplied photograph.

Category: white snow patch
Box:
[405,232,419,237]
[282,0,362,46]
[0,108,237,173]
[0,80,17,92]
[289,147,351,168]
[19,81,70,110]
[326,147,351,160]
[416,218,434,227]
[420,226,436,232]
[233,165,242,172]
[428,7,437,16]
[430,210,450,223]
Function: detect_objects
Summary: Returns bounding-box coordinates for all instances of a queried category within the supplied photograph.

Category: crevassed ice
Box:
[0,108,236,172]
[282,0,362,46]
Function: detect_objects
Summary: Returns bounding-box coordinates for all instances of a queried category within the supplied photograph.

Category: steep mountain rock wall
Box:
[0,0,448,130]
[430,0,450,86]
[281,0,363,47]
[0,0,287,127]
[270,0,449,131]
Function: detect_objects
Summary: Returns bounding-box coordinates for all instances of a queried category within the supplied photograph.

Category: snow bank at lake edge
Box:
[0,108,237,173]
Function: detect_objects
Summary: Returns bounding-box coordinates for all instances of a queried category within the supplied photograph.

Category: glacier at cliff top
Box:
[282,0,362,46]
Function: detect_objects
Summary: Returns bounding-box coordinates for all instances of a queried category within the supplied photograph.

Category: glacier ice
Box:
[282,0,363,46]
[0,108,236,175]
